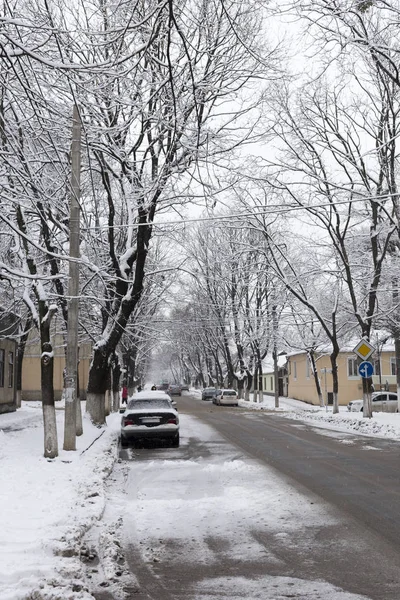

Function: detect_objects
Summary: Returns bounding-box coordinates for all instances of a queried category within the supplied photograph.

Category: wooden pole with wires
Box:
[64,105,81,451]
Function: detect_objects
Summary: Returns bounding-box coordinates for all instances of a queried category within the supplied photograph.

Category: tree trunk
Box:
[362,373,373,419]
[309,350,324,408]
[330,352,339,415]
[244,371,252,401]
[41,342,58,458]
[273,349,279,409]
[396,336,400,413]
[112,359,121,413]
[86,347,108,425]
[76,362,83,436]
[258,368,263,403]
[236,374,245,399]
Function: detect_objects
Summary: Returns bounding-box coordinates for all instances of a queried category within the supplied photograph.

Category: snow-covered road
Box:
[90,414,374,600]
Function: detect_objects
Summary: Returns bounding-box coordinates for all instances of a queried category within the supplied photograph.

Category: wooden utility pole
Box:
[64,105,82,451]
[272,305,279,409]
[393,279,400,412]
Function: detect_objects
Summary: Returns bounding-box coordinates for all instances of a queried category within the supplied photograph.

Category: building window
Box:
[347,357,358,378]
[293,361,297,380]
[8,351,14,388]
[0,349,4,387]
[306,359,310,379]
[390,357,396,376]
[270,376,273,390]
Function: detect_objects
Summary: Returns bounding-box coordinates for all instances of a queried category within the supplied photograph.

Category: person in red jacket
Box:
[121,385,128,404]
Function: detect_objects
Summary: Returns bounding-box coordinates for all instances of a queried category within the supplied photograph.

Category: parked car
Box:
[347,392,398,413]
[202,387,218,401]
[180,382,190,391]
[167,383,182,396]
[120,391,180,447]
[213,389,238,406]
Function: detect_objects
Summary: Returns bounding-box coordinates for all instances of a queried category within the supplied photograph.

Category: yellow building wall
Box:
[263,374,275,394]
[22,332,92,401]
[287,351,396,406]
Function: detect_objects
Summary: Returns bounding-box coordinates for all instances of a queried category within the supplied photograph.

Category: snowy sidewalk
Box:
[239,394,400,440]
[0,402,120,600]
[192,388,400,440]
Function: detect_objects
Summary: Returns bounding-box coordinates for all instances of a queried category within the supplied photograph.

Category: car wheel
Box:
[171,434,180,447]
[120,437,129,448]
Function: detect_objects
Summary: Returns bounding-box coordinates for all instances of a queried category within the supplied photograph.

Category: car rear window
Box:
[224,391,237,396]
[127,399,172,410]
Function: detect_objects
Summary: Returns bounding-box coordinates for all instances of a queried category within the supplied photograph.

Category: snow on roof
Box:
[285,331,397,359]
[261,354,288,373]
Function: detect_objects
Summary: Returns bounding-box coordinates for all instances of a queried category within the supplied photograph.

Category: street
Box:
[92,392,400,600]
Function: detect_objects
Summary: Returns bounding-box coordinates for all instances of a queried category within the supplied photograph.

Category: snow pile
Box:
[239,395,400,440]
[0,402,120,600]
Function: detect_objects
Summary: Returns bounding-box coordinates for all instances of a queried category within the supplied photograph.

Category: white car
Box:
[213,389,238,406]
[120,391,179,447]
[347,392,398,413]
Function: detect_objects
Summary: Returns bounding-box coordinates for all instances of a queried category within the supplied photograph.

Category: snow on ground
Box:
[192,388,400,440]
[0,401,120,600]
[239,394,400,440]
[1,391,400,599]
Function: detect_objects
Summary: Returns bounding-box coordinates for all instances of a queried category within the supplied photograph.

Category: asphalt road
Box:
[96,392,400,600]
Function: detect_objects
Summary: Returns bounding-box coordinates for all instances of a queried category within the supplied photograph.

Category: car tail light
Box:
[167,417,178,424]
[124,419,134,426]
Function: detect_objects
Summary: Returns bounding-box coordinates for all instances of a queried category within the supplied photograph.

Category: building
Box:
[286,341,397,406]
[22,331,92,401]
[253,354,289,397]
[0,312,19,414]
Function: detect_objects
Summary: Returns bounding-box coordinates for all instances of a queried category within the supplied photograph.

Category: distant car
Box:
[347,392,398,413]
[213,389,238,406]
[120,391,180,447]
[167,383,182,396]
[202,387,218,401]
[156,382,170,391]
[180,382,190,391]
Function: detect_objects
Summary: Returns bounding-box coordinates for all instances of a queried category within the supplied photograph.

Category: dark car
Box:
[156,382,170,391]
[120,391,179,447]
[168,383,182,396]
[201,387,218,400]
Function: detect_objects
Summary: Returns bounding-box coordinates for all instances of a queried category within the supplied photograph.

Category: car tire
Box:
[171,434,180,447]
[121,437,129,448]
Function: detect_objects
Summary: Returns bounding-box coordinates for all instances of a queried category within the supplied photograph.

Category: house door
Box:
[327,392,333,405]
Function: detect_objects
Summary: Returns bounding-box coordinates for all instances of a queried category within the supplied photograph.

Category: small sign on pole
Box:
[358,361,374,379]
[353,339,375,361]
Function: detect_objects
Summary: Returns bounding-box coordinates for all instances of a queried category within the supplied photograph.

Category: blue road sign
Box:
[358,361,374,379]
